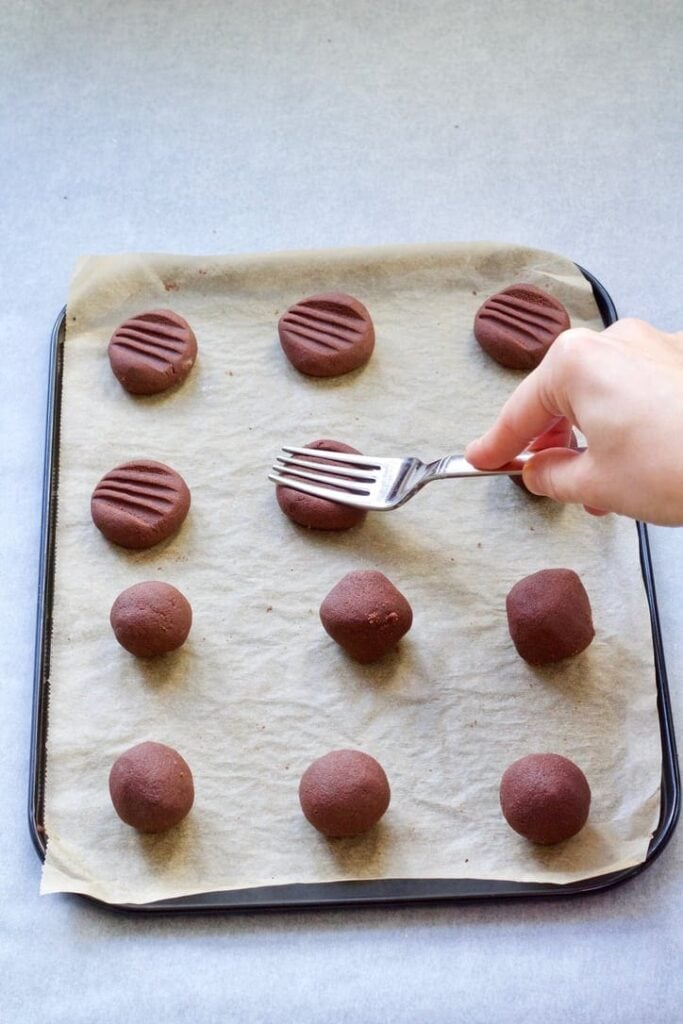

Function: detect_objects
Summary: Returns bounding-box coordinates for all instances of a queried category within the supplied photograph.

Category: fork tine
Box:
[282,446,382,470]
[270,466,371,494]
[275,455,376,481]
[268,472,371,508]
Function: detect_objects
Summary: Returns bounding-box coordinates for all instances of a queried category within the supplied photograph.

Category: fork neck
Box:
[424,452,536,480]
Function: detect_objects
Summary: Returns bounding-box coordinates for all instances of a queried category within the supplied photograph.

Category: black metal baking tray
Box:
[29,265,680,913]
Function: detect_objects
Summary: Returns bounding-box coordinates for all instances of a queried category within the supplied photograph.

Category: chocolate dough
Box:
[299,749,391,837]
[319,570,413,663]
[109,741,195,833]
[506,568,594,664]
[474,284,570,370]
[91,460,191,549]
[110,581,192,657]
[276,439,368,530]
[278,292,374,377]
[499,752,591,844]
[108,310,197,395]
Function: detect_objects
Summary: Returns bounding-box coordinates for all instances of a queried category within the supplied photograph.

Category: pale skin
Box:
[465,319,683,526]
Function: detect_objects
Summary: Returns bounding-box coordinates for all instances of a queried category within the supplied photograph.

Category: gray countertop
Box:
[2,1,682,1020]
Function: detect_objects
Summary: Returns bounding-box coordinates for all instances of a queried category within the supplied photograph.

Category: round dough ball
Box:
[278,292,375,377]
[108,309,197,395]
[276,439,368,530]
[474,284,570,370]
[499,753,591,844]
[110,582,192,657]
[506,568,594,664]
[319,570,413,664]
[109,741,194,833]
[299,749,390,837]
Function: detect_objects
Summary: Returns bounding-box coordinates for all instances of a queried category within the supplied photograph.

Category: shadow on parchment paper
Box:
[133,644,195,693]
[527,824,616,875]
[337,638,420,692]
[283,513,458,581]
[92,520,194,570]
[137,816,198,874]
[527,651,596,700]
[294,489,569,573]
[323,821,391,878]
[109,515,197,571]
[480,475,569,525]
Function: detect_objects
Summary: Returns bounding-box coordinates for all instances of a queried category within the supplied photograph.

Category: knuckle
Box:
[604,317,655,345]
[551,328,594,368]
[615,316,648,333]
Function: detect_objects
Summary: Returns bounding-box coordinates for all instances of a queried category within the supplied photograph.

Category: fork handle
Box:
[426,449,585,479]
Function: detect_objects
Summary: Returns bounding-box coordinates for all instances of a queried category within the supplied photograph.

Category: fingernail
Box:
[464,439,481,461]
[521,460,542,495]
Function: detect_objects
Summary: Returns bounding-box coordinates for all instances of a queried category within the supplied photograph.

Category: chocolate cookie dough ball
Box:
[499,753,591,844]
[110,582,192,657]
[299,749,391,837]
[511,422,578,494]
[506,569,594,665]
[474,284,570,370]
[320,570,413,664]
[278,292,375,377]
[91,460,191,549]
[108,310,197,395]
[109,741,194,833]
[276,439,368,530]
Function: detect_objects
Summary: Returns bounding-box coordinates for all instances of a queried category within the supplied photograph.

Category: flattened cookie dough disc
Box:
[91,460,191,549]
[474,284,570,370]
[299,749,391,837]
[278,292,375,377]
[110,581,192,657]
[108,309,197,395]
[276,439,368,530]
[109,741,195,833]
[499,753,591,845]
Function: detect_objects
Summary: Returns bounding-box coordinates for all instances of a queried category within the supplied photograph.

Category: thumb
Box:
[523,448,601,506]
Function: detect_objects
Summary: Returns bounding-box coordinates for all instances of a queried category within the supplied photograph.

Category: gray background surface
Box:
[1,1,682,1020]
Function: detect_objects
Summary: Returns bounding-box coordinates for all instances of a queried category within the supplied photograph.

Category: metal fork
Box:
[268,446,545,512]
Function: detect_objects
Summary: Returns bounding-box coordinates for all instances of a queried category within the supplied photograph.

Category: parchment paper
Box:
[41,243,662,904]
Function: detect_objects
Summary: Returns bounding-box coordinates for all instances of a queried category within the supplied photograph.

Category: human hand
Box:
[465,319,683,525]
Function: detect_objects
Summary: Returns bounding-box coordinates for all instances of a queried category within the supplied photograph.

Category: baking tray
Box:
[29,265,680,912]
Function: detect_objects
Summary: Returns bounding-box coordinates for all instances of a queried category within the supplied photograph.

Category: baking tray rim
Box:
[29,260,680,913]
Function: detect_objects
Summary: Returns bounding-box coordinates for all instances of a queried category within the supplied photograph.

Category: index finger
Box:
[464,332,583,468]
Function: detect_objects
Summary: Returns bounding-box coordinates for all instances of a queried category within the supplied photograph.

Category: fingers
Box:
[527,417,574,452]
[522,448,606,508]
[465,372,562,468]
[466,328,600,469]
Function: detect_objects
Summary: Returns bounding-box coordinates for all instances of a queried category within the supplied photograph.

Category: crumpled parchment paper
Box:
[41,243,661,904]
